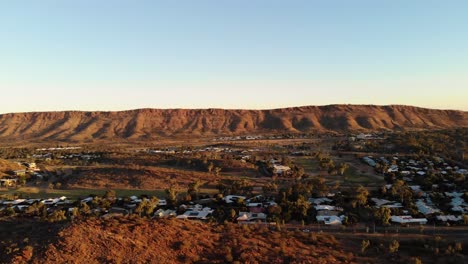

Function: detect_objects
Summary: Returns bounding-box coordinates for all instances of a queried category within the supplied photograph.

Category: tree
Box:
[47,210,67,222]
[24,202,45,217]
[165,185,179,207]
[207,162,214,173]
[267,205,282,222]
[352,185,369,208]
[79,202,91,216]
[361,240,371,253]
[188,180,202,200]
[408,257,422,264]
[104,189,116,200]
[214,167,222,176]
[18,175,26,185]
[388,239,399,253]
[229,208,237,221]
[390,180,413,204]
[5,207,15,216]
[338,163,349,176]
[292,195,311,221]
[263,182,278,195]
[134,197,159,217]
[374,207,392,226]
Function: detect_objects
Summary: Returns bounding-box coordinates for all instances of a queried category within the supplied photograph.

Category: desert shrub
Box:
[445,245,455,255]
[21,246,34,261]
[318,234,338,246]
[389,239,399,253]
[361,239,371,253]
[5,207,16,216]
[47,210,67,222]
[408,256,422,264]
[224,246,234,262]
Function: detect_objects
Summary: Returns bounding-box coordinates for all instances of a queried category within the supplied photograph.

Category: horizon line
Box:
[0,104,466,115]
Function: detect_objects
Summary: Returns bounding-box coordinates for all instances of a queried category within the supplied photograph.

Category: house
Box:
[2,199,26,206]
[246,195,277,208]
[314,201,344,225]
[415,199,440,215]
[316,215,345,225]
[176,208,213,220]
[387,165,399,173]
[314,205,342,211]
[237,212,267,222]
[308,197,333,205]
[154,209,176,218]
[13,170,26,177]
[273,165,291,175]
[41,196,68,206]
[158,199,167,206]
[363,157,376,167]
[0,178,17,187]
[445,192,468,213]
[436,215,463,223]
[357,133,373,140]
[223,195,246,204]
[81,197,94,203]
[370,198,402,208]
[391,216,427,225]
[33,172,44,180]
[246,201,277,208]
[24,162,37,169]
[109,207,130,215]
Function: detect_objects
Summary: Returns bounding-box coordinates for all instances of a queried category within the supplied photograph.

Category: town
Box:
[0,130,466,225]
[0,129,466,263]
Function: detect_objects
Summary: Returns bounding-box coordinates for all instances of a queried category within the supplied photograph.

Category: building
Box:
[176,207,213,220]
[223,195,246,204]
[391,215,427,225]
[273,165,291,175]
[237,212,267,222]
[13,170,26,177]
[0,178,17,187]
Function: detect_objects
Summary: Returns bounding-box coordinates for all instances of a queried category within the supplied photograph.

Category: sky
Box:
[0,0,467,113]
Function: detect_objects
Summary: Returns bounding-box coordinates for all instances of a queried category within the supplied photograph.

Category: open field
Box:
[292,155,386,187]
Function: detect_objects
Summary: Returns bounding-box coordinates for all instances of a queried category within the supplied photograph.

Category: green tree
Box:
[165,185,179,207]
[352,185,369,208]
[214,167,222,176]
[207,162,214,173]
[47,210,67,222]
[24,202,45,216]
[374,207,391,226]
[408,257,422,264]
[389,239,399,253]
[104,189,116,200]
[18,175,26,185]
[361,240,371,253]
[263,182,278,195]
[5,207,15,216]
[338,163,349,176]
[187,180,202,200]
[79,202,91,215]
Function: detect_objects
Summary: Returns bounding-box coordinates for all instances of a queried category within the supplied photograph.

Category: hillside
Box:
[0,105,466,143]
[4,218,357,264]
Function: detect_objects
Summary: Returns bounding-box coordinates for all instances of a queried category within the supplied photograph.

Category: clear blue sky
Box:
[1,1,467,113]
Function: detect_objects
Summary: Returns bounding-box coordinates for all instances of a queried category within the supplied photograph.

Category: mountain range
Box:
[0,105,466,143]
